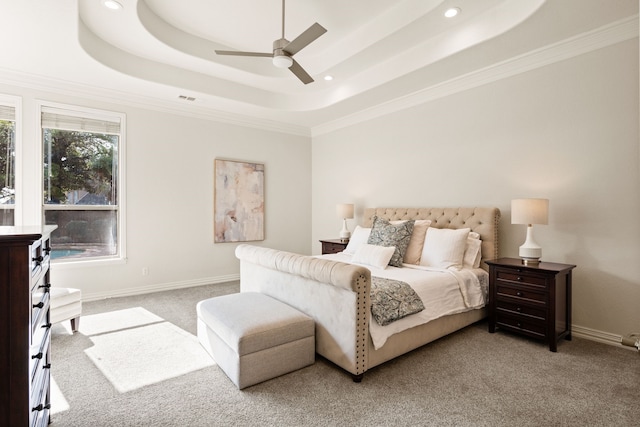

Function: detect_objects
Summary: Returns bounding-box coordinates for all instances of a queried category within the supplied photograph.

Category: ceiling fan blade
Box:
[215,50,272,57]
[289,58,313,84]
[283,22,327,56]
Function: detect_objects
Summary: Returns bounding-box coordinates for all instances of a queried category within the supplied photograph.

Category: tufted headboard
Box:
[362,207,501,270]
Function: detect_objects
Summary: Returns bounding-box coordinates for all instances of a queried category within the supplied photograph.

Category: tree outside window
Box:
[42,106,123,262]
[0,109,16,226]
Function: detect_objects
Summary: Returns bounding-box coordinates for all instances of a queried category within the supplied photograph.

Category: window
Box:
[41,105,125,262]
[0,103,16,226]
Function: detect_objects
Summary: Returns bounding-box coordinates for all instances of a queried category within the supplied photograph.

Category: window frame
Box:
[0,94,21,225]
[38,101,127,265]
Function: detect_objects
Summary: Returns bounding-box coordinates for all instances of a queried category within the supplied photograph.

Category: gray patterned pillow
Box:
[367,216,415,267]
[370,277,425,326]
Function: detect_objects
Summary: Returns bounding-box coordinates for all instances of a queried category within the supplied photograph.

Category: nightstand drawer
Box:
[496,313,546,339]
[496,270,547,288]
[319,239,348,255]
[496,283,547,304]
[323,242,345,254]
[496,299,546,320]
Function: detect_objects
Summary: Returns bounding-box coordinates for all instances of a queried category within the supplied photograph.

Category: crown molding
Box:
[0,16,636,139]
[312,15,639,137]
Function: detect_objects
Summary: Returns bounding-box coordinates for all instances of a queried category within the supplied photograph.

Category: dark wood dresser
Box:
[486,257,576,352]
[319,239,348,255]
[1,226,56,427]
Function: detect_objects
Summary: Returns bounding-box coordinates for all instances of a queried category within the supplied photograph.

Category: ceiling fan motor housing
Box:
[272,38,293,68]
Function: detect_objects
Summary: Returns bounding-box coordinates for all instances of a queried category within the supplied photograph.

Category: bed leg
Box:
[352,373,364,383]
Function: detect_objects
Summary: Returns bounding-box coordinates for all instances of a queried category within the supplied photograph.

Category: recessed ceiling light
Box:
[103,0,123,10]
[324,75,334,81]
[444,7,460,18]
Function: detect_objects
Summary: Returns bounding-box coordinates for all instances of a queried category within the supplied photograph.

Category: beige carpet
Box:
[50,282,640,426]
[80,308,215,393]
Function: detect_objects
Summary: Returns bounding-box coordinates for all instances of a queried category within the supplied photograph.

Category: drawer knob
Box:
[517,323,522,328]
[516,291,523,297]
[38,283,51,290]
[31,352,43,360]
[44,364,51,369]
[33,302,45,309]
[32,403,51,412]
[516,307,522,312]
[32,255,44,264]
[42,323,52,329]
[517,276,523,281]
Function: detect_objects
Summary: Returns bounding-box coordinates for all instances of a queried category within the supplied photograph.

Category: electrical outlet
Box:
[142,267,149,276]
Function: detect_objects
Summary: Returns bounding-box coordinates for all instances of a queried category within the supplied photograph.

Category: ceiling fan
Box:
[215,0,327,84]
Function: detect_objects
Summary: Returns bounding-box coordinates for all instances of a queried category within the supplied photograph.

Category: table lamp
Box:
[336,204,354,242]
[511,198,549,265]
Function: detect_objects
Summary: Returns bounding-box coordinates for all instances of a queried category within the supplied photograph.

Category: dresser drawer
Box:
[496,312,546,339]
[31,284,50,338]
[495,283,547,304]
[30,239,44,278]
[30,326,50,385]
[30,367,50,427]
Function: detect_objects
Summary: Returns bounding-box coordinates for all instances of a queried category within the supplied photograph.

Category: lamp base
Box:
[519,225,542,265]
[339,219,351,241]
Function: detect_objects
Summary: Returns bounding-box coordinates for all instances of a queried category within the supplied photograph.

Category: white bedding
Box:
[321,252,488,349]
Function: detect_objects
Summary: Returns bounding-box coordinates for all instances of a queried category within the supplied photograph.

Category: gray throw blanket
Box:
[370,276,425,326]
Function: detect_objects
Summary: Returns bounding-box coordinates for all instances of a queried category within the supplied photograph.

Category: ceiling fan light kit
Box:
[273,55,293,69]
[215,0,326,84]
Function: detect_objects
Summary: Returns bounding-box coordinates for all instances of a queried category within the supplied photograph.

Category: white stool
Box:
[50,287,82,332]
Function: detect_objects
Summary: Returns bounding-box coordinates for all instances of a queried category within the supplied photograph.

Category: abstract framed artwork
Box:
[214,159,265,243]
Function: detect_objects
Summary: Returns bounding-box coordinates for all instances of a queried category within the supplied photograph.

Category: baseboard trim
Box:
[82,274,240,302]
[572,324,636,351]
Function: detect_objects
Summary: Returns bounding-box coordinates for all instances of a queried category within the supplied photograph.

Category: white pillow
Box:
[343,226,371,255]
[351,244,396,270]
[392,219,432,264]
[419,227,470,270]
[463,237,482,269]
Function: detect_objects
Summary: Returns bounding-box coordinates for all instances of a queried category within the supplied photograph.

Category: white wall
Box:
[312,39,640,339]
[1,83,311,300]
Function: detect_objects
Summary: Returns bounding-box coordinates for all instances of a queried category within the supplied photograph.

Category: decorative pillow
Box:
[463,237,482,269]
[392,219,432,264]
[342,226,371,255]
[367,216,415,267]
[351,244,396,270]
[370,277,425,326]
[419,227,470,270]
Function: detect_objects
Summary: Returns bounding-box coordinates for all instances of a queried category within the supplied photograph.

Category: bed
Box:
[236,207,500,381]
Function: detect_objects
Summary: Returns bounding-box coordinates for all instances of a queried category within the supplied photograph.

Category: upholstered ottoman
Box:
[196,292,315,389]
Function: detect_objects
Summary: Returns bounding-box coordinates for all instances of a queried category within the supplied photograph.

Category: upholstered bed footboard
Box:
[235,244,371,377]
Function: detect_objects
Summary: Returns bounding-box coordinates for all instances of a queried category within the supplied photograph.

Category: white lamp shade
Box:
[336,204,354,219]
[511,198,549,225]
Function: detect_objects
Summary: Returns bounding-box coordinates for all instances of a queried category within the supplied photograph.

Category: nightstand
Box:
[319,239,348,255]
[486,257,576,352]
